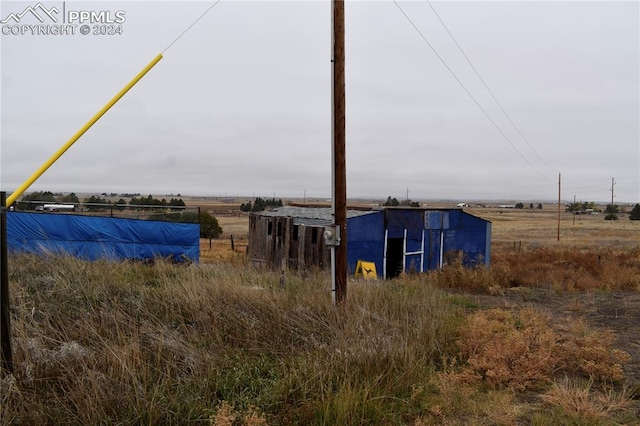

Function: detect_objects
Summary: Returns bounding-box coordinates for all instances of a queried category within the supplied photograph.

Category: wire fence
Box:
[11,201,202,223]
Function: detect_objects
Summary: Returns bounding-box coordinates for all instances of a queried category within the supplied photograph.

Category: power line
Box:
[425,0,557,175]
[391,0,547,179]
[162,1,222,54]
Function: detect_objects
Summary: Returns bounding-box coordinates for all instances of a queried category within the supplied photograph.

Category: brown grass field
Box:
[480,207,640,249]
[201,204,640,261]
[202,205,640,365]
[3,201,640,424]
[204,205,640,385]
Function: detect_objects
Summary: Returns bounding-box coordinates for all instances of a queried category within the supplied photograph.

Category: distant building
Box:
[247,206,491,279]
[41,204,76,212]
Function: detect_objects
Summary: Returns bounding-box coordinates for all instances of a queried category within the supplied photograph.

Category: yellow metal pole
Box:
[7,53,163,206]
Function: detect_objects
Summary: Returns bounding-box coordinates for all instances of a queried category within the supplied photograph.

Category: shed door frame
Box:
[403,228,425,274]
[383,228,425,279]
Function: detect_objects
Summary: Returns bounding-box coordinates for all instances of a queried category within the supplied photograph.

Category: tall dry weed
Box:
[541,378,634,421]
[4,253,461,424]
[430,245,640,293]
[4,251,637,424]
[453,308,561,391]
[492,246,640,292]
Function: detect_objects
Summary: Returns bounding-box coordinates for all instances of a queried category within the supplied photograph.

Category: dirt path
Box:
[462,288,640,386]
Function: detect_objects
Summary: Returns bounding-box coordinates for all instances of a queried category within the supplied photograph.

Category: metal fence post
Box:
[1,192,14,374]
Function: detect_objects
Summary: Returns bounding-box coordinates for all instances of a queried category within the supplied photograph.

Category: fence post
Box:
[1,191,14,374]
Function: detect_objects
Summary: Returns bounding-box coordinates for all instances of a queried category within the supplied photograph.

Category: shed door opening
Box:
[386,238,404,279]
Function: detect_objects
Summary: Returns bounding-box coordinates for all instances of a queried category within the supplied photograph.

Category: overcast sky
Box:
[1,0,638,203]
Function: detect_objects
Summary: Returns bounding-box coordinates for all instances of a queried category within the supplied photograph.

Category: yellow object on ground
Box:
[355,260,378,279]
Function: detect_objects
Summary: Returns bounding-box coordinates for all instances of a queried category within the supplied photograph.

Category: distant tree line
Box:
[14,191,186,212]
[382,196,420,207]
[84,195,109,212]
[129,195,186,210]
[240,197,283,212]
[86,195,186,212]
[16,191,79,210]
[566,201,597,214]
[14,190,222,238]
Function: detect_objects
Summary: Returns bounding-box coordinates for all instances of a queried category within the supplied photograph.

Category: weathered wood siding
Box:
[248,214,329,270]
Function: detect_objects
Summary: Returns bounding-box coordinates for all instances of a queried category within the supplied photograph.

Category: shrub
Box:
[453,308,561,391]
[450,309,631,391]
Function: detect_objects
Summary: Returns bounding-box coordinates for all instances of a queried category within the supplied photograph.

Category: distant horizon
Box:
[6,187,636,206]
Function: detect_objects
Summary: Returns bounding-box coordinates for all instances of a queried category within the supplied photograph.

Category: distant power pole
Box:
[610,177,616,209]
[557,173,561,241]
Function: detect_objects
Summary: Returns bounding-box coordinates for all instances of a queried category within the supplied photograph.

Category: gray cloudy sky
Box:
[1,0,638,203]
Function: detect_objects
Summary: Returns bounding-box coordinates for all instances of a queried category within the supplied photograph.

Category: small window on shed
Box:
[267,222,273,236]
[293,225,299,241]
[277,222,282,237]
[311,228,318,244]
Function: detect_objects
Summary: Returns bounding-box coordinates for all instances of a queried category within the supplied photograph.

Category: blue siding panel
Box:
[445,210,489,267]
[347,211,385,274]
[386,210,423,239]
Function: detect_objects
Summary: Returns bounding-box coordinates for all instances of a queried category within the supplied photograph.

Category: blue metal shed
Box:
[380,208,491,278]
[248,206,491,279]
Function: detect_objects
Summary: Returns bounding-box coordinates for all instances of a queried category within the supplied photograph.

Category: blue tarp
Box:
[7,212,199,262]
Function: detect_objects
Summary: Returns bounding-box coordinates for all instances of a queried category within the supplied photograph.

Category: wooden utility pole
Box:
[331,0,347,304]
[1,192,13,374]
[610,177,615,211]
[557,173,561,241]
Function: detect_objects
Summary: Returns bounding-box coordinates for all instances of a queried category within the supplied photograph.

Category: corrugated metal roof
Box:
[292,217,332,227]
[254,206,490,225]
[257,206,378,227]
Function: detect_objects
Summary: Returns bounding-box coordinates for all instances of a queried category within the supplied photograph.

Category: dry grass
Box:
[200,239,246,264]
[2,255,462,424]
[2,207,639,424]
[216,215,251,240]
[2,251,637,424]
[480,207,640,250]
[449,309,631,391]
[491,246,640,292]
[540,378,634,422]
